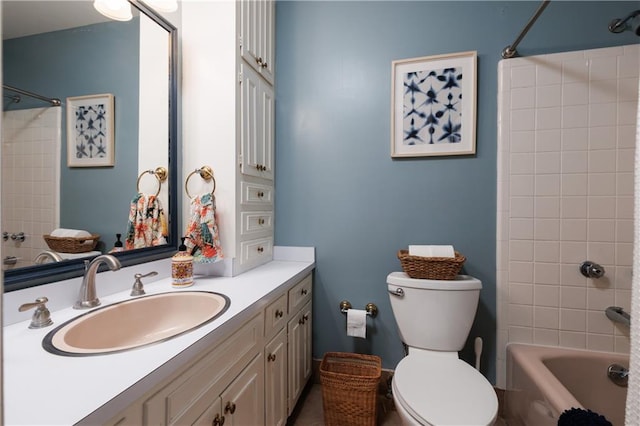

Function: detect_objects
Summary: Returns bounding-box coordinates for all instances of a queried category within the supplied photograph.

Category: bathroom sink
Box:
[43,291,230,356]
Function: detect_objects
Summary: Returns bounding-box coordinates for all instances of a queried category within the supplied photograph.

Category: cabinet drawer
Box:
[240,210,273,237]
[288,274,312,314]
[264,293,287,337]
[240,181,273,206]
[144,314,264,425]
[240,237,273,266]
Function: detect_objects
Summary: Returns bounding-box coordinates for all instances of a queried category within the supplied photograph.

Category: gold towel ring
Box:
[136,167,168,197]
[185,166,216,199]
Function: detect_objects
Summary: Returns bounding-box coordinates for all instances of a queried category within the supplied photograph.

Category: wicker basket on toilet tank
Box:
[397,249,465,280]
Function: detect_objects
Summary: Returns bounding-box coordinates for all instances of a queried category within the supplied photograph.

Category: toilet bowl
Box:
[387,272,498,425]
[392,350,498,425]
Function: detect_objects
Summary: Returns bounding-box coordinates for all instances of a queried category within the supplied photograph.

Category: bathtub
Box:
[505,343,628,426]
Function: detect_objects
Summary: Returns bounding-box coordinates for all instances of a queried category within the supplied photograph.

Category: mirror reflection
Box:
[2,0,177,290]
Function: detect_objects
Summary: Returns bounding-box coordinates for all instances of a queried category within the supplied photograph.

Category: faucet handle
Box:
[18,297,53,329]
[131,271,158,296]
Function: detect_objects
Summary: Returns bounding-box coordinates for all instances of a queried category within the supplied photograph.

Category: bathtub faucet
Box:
[605,306,630,327]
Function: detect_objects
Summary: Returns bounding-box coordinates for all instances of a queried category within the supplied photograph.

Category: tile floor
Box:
[288,382,507,426]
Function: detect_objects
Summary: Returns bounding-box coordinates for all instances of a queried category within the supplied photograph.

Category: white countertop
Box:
[3,248,315,426]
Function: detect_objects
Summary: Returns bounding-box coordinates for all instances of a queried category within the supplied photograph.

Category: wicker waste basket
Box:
[320,352,381,426]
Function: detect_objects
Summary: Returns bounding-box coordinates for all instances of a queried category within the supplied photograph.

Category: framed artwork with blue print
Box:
[391,51,477,157]
[66,93,115,167]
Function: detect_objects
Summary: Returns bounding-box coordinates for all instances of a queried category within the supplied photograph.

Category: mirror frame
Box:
[3,0,179,292]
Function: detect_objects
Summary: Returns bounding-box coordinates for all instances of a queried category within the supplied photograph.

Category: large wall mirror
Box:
[2,0,178,291]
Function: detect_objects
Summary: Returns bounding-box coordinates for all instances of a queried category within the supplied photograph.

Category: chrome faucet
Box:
[74,255,121,309]
[33,250,64,264]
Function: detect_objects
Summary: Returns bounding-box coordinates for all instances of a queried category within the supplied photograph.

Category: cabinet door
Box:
[287,301,312,415]
[265,328,288,426]
[221,354,265,426]
[239,0,274,85]
[240,64,274,180]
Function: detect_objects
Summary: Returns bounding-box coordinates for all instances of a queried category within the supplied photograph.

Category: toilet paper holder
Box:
[340,300,378,318]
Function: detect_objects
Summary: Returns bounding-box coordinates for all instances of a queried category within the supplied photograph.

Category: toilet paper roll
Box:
[347,309,367,339]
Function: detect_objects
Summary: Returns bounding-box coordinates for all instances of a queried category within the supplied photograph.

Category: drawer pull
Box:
[268,353,277,362]
[257,191,265,198]
[303,314,309,322]
[301,288,308,296]
[256,56,264,66]
[299,316,306,325]
[275,309,283,318]
[258,218,265,225]
[213,414,225,426]
[257,246,264,253]
[224,401,236,415]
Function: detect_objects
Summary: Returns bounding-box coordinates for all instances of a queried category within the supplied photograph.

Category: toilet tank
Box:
[387,272,481,351]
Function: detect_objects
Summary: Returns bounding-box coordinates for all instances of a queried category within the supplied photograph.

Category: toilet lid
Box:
[393,354,498,425]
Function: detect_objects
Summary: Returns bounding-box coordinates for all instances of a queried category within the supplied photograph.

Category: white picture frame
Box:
[391,51,477,157]
[66,93,115,167]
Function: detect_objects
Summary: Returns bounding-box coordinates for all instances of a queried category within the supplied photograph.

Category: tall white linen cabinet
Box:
[182,0,275,276]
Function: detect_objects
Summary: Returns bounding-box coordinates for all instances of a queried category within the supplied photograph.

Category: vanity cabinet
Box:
[182,0,275,276]
[103,274,313,426]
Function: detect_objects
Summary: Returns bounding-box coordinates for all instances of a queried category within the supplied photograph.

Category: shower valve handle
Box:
[580,261,605,278]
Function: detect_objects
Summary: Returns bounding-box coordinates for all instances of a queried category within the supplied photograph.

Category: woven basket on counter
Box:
[397,249,465,280]
[43,234,100,253]
[320,352,381,426]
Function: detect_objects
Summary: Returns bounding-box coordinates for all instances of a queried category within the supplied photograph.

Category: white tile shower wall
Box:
[496,45,639,388]
[1,107,61,268]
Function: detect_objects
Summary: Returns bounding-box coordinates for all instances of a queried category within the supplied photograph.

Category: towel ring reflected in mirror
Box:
[185,166,216,199]
[136,167,168,197]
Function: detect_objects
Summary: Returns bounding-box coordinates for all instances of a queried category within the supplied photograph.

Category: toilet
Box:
[387,272,498,426]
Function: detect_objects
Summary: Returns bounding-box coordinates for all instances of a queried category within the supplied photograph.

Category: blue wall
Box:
[4,20,139,248]
[274,1,639,383]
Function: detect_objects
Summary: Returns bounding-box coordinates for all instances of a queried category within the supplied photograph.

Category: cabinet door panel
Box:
[265,328,287,426]
[222,354,265,426]
[239,0,274,84]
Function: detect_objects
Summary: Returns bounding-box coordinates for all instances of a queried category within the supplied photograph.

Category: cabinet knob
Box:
[268,353,277,362]
[299,316,306,325]
[303,314,309,322]
[224,401,237,415]
[257,191,264,198]
[301,288,308,296]
[256,56,264,66]
[275,309,283,318]
[258,218,265,225]
[262,61,268,69]
[257,246,264,253]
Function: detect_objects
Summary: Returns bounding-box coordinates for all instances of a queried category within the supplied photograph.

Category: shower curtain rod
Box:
[2,84,61,107]
[502,0,551,59]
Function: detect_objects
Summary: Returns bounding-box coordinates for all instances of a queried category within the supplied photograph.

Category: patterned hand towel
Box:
[125,193,168,250]
[184,193,223,263]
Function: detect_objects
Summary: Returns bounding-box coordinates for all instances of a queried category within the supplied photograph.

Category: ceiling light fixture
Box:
[93,0,133,21]
[145,0,178,13]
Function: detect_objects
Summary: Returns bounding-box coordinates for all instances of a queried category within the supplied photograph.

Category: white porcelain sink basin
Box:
[43,291,229,356]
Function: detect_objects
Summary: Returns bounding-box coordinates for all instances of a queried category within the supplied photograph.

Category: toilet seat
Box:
[393,353,498,425]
